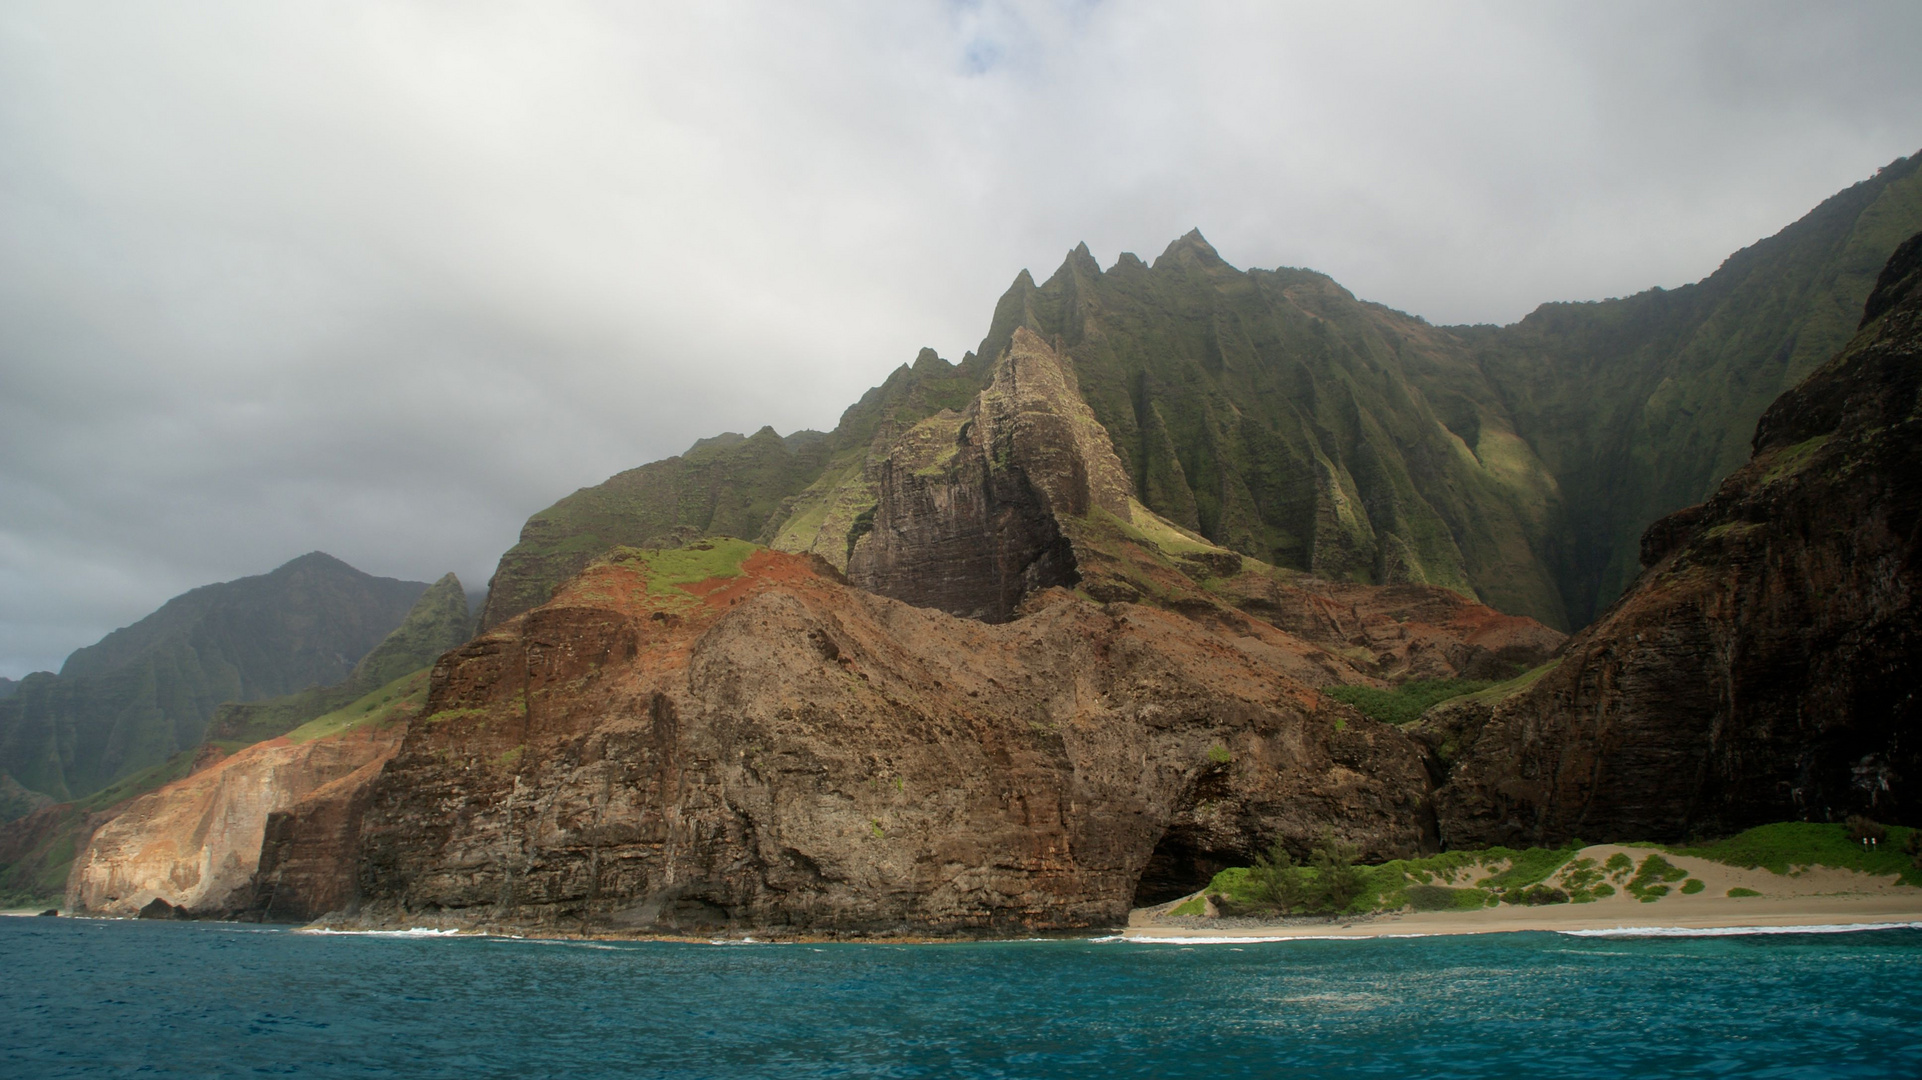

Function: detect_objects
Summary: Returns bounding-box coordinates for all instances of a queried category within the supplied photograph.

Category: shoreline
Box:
[1126,842,1922,942]
[1123,897,1922,942]
[14,903,1922,944]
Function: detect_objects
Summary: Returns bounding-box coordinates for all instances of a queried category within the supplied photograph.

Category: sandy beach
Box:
[1125,844,1922,941]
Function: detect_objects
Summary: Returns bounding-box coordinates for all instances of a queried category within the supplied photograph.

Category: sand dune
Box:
[1126,845,1922,941]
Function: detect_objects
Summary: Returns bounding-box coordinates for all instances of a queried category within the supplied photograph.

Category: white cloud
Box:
[1,0,1918,673]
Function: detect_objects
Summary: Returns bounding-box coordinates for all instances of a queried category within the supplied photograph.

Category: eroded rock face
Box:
[65,724,403,917]
[845,327,1133,623]
[1213,575,1564,682]
[819,327,1563,679]
[244,749,398,922]
[1426,233,1922,845]
[324,546,1432,937]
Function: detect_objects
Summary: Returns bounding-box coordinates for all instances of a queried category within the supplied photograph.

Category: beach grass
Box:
[1667,822,1921,887]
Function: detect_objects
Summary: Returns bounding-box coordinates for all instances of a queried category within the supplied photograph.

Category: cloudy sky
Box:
[3,1,1919,677]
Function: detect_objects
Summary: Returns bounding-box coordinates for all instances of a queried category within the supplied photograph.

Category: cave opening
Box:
[1129,828,1239,908]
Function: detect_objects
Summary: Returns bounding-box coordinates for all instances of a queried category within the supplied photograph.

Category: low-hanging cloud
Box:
[2,0,1919,675]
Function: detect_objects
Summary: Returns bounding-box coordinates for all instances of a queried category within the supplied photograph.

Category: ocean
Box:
[5,918,1919,1078]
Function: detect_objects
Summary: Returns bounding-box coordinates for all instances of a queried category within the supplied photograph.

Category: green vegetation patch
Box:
[1626,854,1690,901]
[285,668,430,744]
[1760,435,1830,485]
[1167,896,1207,917]
[1326,678,1498,726]
[1667,821,1922,887]
[1202,840,1584,917]
[1680,878,1705,894]
[1727,887,1762,898]
[604,537,759,602]
[1479,844,1582,889]
[1453,660,1561,706]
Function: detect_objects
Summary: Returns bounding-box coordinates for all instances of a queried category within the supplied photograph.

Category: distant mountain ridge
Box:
[0,571,473,907]
[0,553,430,801]
[477,151,1922,634]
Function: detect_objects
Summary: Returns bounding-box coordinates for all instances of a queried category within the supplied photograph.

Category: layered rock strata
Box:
[316,543,1432,936]
[1424,233,1922,844]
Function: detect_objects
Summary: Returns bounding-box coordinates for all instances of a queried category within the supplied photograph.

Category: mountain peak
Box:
[1153,229,1225,270]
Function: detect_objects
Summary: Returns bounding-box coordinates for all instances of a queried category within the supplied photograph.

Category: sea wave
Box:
[1560,921,1922,938]
[296,927,471,938]
[1114,933,1434,944]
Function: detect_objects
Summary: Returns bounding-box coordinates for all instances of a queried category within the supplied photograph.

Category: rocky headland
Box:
[18,171,1922,937]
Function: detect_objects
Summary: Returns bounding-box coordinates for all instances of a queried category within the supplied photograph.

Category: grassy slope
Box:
[205,572,471,747]
[1330,661,1561,725]
[1669,822,1922,888]
[284,667,431,745]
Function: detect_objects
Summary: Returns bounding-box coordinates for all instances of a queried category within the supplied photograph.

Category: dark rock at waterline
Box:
[137,897,186,920]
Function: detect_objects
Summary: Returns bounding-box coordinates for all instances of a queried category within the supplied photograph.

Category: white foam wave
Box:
[1116,933,1425,944]
[1560,921,1922,938]
[297,926,470,937]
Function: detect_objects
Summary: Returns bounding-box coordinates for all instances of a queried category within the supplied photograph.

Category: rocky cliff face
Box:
[841,327,1132,622]
[1423,233,1922,845]
[67,719,407,916]
[308,542,1432,936]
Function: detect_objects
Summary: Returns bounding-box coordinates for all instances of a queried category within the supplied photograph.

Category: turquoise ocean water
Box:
[4,918,1919,1078]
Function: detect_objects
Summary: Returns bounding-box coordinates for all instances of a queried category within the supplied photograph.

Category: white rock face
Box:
[67,726,401,916]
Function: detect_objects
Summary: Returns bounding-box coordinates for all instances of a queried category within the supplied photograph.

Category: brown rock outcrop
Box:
[66,722,405,916]
[1424,233,1922,845]
[320,543,1432,937]
[244,748,398,922]
[844,327,1134,622]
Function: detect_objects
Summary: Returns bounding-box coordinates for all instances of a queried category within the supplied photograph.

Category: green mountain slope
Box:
[0,553,429,802]
[205,572,473,747]
[1457,152,1922,624]
[0,575,470,906]
[976,235,1570,626]
[474,152,1922,635]
[478,350,984,629]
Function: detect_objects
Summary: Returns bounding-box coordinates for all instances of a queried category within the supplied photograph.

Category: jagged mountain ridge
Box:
[0,554,432,802]
[478,152,1922,636]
